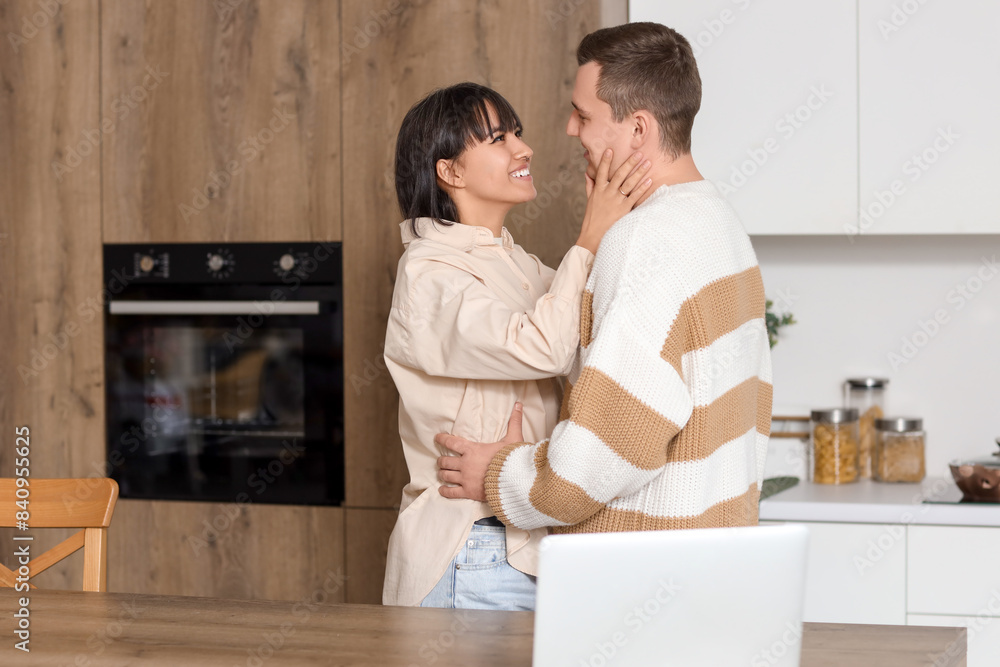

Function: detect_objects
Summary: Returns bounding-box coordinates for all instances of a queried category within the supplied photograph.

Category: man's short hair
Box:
[577,22,701,159]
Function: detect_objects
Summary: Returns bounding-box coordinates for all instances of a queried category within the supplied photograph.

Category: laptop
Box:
[533,524,810,667]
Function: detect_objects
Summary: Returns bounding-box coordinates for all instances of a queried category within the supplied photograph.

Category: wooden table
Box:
[0,589,966,666]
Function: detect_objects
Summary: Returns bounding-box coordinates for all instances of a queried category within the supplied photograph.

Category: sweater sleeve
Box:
[484,281,695,530]
[385,245,594,381]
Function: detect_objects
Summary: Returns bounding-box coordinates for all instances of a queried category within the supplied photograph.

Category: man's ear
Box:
[630,111,657,150]
[436,158,464,190]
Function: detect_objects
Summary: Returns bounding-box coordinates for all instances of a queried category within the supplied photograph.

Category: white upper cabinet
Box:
[858,0,1000,234]
[629,0,858,234]
[630,0,1000,235]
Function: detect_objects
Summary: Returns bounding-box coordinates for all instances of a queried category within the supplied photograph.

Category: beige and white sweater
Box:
[485,181,772,533]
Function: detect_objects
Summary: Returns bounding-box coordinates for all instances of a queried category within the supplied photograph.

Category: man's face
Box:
[566,62,633,180]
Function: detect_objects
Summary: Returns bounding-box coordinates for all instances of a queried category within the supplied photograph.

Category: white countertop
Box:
[759,477,1000,527]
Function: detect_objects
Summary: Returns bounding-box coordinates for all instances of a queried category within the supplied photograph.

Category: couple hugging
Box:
[382,22,773,610]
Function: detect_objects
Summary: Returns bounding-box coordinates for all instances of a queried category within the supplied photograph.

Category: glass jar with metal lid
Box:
[873,417,925,483]
[844,378,888,479]
[810,408,860,484]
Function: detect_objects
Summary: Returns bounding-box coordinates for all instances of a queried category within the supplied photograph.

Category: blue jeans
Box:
[419,523,537,611]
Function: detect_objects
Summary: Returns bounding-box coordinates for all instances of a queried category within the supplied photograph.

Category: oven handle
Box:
[109,300,320,316]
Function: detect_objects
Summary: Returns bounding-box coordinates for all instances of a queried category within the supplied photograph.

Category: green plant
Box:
[765,299,796,349]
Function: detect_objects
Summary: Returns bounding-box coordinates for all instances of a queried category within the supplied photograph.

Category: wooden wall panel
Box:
[341,0,605,509]
[108,499,346,602]
[0,0,625,601]
[477,3,605,268]
[0,0,104,588]
[101,0,342,243]
[344,508,397,604]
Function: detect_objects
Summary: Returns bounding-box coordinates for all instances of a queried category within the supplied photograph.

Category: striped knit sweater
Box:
[484,181,772,533]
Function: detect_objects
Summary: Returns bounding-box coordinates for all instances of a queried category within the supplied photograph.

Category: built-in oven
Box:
[103,243,344,506]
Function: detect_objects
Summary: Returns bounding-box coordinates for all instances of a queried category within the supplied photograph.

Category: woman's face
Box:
[452,108,536,209]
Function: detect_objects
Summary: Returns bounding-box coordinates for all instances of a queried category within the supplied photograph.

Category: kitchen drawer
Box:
[908,614,1000,667]
[764,521,906,625]
[908,526,1000,615]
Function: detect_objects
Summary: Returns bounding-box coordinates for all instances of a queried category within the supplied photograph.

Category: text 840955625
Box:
[13,426,32,652]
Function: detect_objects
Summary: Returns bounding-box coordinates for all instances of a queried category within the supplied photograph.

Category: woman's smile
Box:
[510,166,532,182]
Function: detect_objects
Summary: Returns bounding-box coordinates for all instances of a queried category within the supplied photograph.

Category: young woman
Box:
[382,82,651,610]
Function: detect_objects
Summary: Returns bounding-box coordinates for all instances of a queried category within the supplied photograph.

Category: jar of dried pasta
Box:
[845,378,888,479]
[809,408,860,484]
[873,417,925,483]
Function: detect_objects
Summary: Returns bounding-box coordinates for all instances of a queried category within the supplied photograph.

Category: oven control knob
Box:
[139,255,155,273]
[279,254,296,272]
[207,254,225,272]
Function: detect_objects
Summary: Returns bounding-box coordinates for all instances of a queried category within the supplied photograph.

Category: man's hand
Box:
[436,403,525,502]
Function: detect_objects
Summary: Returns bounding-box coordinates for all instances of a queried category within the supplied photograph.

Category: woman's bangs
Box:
[460,93,522,149]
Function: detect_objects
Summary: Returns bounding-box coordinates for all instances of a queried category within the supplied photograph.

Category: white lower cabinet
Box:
[761,520,906,625]
[763,521,1000,666]
[907,526,1000,667]
[907,526,1000,615]
[907,615,1000,667]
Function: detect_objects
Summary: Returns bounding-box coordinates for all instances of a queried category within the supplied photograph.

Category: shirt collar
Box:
[400,218,514,252]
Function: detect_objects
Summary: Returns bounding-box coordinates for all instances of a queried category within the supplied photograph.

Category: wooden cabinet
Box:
[345,508,398,604]
[2,0,616,601]
[0,0,105,483]
[338,0,612,598]
[629,0,858,235]
[859,0,1000,234]
[108,500,346,603]
[0,0,105,591]
[341,0,606,507]
[761,520,907,625]
[101,0,342,243]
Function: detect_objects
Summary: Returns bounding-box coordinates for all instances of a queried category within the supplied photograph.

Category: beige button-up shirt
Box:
[382,217,594,606]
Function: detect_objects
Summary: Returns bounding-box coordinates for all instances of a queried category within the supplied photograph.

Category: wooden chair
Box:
[0,478,119,592]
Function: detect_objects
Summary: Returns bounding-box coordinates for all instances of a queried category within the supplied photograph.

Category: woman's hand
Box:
[575,149,653,255]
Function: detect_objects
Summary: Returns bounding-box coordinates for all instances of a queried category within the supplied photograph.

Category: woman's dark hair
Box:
[395,82,522,235]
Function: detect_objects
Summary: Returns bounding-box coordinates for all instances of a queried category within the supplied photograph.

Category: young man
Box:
[437,22,772,533]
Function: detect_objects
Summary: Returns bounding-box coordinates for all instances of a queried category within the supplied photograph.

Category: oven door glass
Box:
[106,287,343,505]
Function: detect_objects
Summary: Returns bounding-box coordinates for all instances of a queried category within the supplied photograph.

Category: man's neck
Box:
[633,152,704,208]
